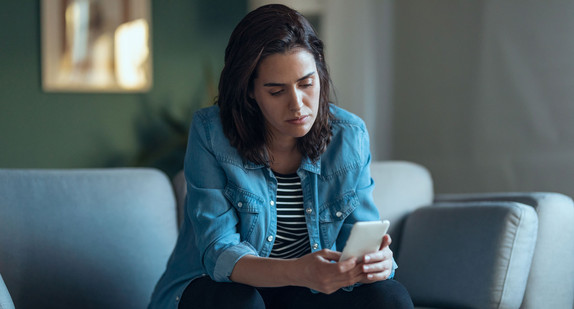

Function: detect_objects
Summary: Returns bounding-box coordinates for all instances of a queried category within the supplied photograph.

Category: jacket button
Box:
[312,243,318,250]
[336,211,343,218]
[267,236,274,242]
[270,200,275,206]
[306,208,312,214]
[237,202,243,208]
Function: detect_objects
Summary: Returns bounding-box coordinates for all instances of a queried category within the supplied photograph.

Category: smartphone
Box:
[340,220,390,262]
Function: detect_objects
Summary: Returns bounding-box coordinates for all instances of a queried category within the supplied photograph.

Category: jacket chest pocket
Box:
[319,190,359,249]
[224,183,264,241]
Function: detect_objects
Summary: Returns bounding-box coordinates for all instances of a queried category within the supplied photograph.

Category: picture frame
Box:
[41,0,152,92]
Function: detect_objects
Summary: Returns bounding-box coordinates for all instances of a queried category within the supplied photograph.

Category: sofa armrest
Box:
[370,161,434,252]
[395,202,538,309]
[435,192,574,309]
[0,274,15,309]
[0,168,179,309]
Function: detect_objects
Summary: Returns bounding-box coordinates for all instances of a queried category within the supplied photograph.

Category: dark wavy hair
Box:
[217,4,334,166]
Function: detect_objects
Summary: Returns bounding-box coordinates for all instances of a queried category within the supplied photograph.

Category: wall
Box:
[392,0,574,197]
[4,1,572,198]
[0,0,246,176]
[322,0,394,160]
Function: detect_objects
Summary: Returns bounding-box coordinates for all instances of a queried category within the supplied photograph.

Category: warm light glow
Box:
[42,0,152,91]
[114,19,150,89]
[65,0,89,66]
[60,0,115,87]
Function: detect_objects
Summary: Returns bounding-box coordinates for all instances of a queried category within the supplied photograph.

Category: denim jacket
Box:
[148,104,393,309]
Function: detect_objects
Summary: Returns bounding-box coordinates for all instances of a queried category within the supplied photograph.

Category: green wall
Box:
[0,0,246,176]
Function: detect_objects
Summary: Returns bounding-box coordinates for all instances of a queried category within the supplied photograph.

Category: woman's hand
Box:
[231,250,363,294]
[230,237,393,294]
[292,235,394,292]
[358,234,394,283]
[293,249,364,294]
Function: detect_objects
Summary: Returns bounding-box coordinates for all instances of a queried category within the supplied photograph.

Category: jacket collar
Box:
[242,156,321,175]
[299,156,321,174]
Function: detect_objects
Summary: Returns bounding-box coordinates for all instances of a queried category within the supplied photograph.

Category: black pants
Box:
[179,276,414,309]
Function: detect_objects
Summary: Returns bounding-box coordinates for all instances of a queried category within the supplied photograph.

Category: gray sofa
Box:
[0,169,178,309]
[0,161,572,308]
[369,161,574,309]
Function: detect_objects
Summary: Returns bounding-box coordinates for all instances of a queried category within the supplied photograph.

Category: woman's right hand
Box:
[292,249,364,294]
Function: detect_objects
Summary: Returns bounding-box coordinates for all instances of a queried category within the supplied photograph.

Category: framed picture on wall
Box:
[41,0,152,92]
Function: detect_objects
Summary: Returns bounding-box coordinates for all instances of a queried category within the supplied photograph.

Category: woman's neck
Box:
[268,141,302,175]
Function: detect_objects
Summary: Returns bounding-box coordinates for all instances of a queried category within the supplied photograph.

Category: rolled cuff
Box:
[213,241,259,282]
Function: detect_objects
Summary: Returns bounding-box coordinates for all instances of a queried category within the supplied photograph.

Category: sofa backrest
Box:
[0,168,178,309]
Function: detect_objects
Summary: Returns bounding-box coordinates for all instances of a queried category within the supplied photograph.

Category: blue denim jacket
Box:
[149,104,393,309]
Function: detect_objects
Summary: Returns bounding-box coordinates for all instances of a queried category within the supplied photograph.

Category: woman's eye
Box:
[300,79,314,88]
[270,90,283,96]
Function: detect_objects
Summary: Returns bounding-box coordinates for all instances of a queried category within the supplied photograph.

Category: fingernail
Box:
[367,274,374,279]
[364,255,370,262]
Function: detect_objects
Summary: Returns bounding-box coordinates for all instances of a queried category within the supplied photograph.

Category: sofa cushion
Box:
[396,202,538,309]
[435,192,574,309]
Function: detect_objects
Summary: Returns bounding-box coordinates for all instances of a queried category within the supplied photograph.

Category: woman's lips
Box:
[287,115,309,125]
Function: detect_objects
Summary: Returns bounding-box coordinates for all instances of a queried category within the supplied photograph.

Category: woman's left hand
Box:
[359,234,394,282]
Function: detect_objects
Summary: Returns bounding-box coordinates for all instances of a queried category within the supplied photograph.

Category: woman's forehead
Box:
[255,49,317,83]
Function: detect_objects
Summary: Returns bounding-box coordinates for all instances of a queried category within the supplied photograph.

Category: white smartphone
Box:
[340,220,390,262]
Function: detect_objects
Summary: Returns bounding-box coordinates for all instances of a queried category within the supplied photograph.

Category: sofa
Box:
[368,162,574,309]
[0,161,573,309]
[0,169,178,309]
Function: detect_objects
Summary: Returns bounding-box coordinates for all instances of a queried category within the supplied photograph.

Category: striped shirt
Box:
[269,172,311,259]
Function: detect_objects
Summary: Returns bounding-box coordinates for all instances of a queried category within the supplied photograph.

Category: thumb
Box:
[316,249,343,262]
[379,234,392,250]
[317,250,359,270]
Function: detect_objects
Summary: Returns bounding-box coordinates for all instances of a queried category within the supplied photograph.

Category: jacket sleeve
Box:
[183,112,259,282]
[335,120,399,288]
[334,121,380,251]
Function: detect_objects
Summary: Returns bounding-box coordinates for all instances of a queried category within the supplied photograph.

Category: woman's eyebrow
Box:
[263,71,315,87]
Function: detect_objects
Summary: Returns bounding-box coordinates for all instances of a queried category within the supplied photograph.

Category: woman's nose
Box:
[288,89,303,111]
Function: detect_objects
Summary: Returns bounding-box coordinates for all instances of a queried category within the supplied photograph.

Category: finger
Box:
[316,249,342,262]
[340,263,367,284]
[363,263,394,281]
[364,268,392,282]
[337,256,360,272]
[364,246,393,263]
[379,234,392,249]
[319,259,364,289]
[314,250,359,273]
[362,260,392,273]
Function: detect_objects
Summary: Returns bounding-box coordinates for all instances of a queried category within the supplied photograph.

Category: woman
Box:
[149,4,413,309]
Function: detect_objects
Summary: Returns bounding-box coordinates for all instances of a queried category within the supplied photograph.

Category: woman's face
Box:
[251,49,320,147]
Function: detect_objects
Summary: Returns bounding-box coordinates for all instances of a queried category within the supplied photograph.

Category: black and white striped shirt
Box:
[269,172,311,259]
